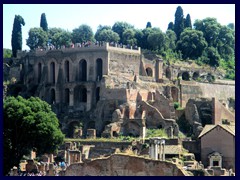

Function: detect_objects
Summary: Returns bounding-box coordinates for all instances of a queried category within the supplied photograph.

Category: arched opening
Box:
[192,72,200,80]
[88,121,95,129]
[50,62,55,83]
[74,85,87,105]
[65,88,70,104]
[182,71,190,81]
[96,87,100,103]
[38,63,42,83]
[96,58,103,81]
[67,121,81,138]
[64,61,70,82]
[79,59,87,81]
[171,86,179,102]
[146,67,153,77]
[50,89,55,104]
[166,67,171,79]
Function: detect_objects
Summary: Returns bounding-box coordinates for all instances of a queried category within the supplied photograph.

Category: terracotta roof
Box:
[198,124,235,138]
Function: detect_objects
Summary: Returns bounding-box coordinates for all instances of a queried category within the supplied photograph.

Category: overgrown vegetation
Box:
[146,129,168,138]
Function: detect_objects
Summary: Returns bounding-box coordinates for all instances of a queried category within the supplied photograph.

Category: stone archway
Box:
[96,58,103,81]
[166,67,171,80]
[79,59,87,81]
[64,88,70,104]
[50,88,55,104]
[192,72,200,81]
[182,71,190,81]
[50,62,55,83]
[64,60,70,82]
[146,67,153,77]
[38,62,42,83]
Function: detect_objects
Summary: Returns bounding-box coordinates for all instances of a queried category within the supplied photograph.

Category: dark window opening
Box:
[65,61,70,82]
[146,67,153,77]
[65,88,70,104]
[182,72,190,81]
[96,87,100,103]
[38,63,42,83]
[96,58,103,81]
[79,59,87,81]
[50,89,55,104]
[50,62,55,83]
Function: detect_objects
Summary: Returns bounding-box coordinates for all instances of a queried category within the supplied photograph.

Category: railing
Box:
[19,42,141,56]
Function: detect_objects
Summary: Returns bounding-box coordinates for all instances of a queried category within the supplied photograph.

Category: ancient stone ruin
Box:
[4,42,235,139]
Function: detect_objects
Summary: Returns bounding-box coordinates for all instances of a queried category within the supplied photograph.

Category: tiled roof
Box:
[198,124,235,138]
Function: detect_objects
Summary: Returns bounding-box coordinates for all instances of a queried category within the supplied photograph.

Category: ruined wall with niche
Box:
[108,51,141,76]
[180,81,235,107]
[212,98,235,124]
[65,154,187,176]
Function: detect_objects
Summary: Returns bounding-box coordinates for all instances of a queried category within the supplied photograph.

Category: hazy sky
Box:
[3,4,235,50]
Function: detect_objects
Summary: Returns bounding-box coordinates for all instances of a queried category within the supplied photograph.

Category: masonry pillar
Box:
[68,88,74,107]
[67,150,71,165]
[86,89,92,111]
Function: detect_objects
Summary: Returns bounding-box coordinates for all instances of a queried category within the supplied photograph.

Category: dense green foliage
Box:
[95,25,120,42]
[26,27,48,50]
[3,96,64,175]
[146,129,168,138]
[22,7,234,79]
[40,13,48,31]
[71,24,94,43]
[3,48,12,58]
[11,15,25,57]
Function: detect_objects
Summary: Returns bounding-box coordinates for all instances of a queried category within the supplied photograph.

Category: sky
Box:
[3,4,235,50]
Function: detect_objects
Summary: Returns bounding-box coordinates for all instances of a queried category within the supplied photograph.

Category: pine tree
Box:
[185,14,192,29]
[11,15,25,58]
[174,6,184,40]
[40,13,48,31]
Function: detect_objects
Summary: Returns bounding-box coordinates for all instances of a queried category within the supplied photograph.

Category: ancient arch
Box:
[64,60,70,82]
[182,71,190,81]
[38,62,42,83]
[192,72,200,80]
[166,67,171,80]
[50,88,56,104]
[65,88,70,104]
[96,58,103,81]
[79,59,87,81]
[74,85,87,106]
[67,120,81,138]
[50,62,55,83]
[146,67,153,77]
[171,86,179,102]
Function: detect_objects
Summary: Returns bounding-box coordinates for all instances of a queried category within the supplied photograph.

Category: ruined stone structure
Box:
[64,154,188,176]
[6,42,235,138]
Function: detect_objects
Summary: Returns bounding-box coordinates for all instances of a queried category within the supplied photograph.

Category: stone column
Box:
[154,143,158,160]
[86,89,91,111]
[67,150,71,166]
[69,88,74,106]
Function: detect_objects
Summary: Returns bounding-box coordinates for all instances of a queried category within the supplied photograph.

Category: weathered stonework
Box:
[64,154,188,176]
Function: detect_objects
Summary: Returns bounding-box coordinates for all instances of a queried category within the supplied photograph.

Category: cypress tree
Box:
[167,22,174,31]
[174,6,184,40]
[40,13,48,31]
[146,22,152,28]
[11,15,25,58]
[185,14,192,29]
